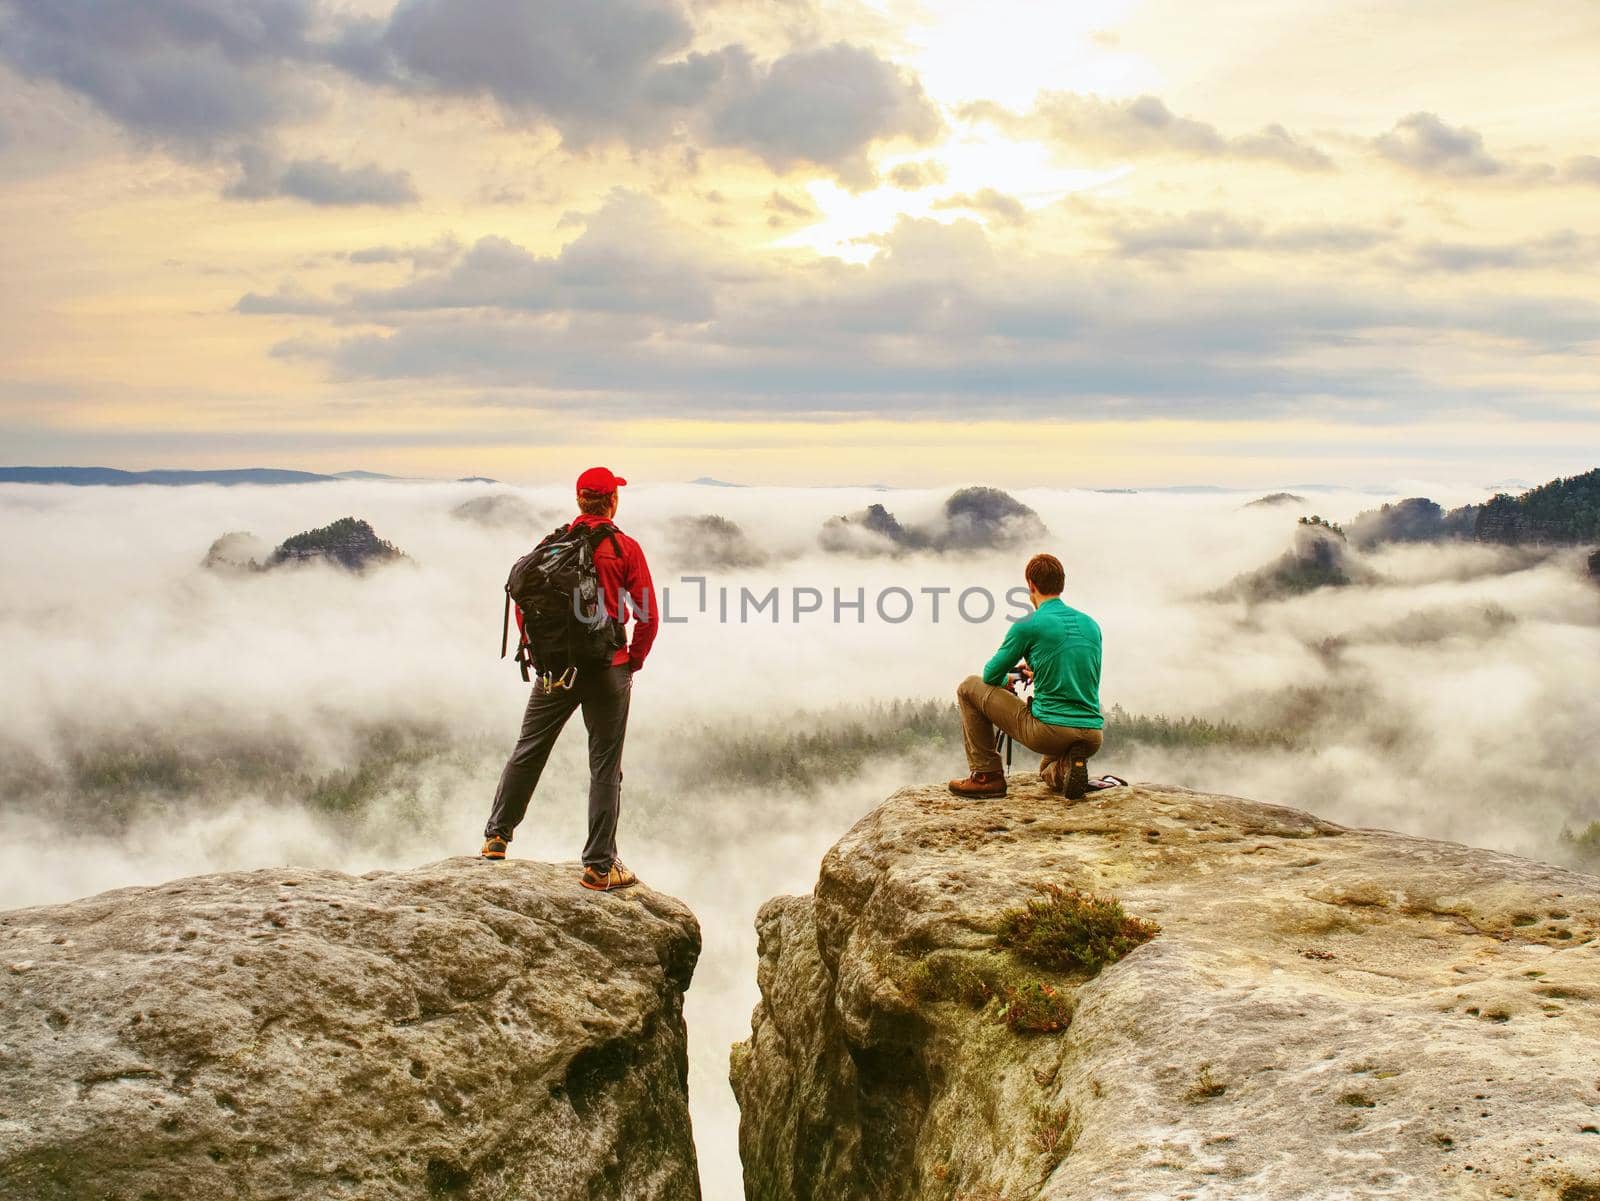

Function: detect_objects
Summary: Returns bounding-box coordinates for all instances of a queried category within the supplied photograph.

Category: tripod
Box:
[995,668,1031,774]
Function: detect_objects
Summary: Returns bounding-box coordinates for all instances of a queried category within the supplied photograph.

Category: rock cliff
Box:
[732,779,1600,1201]
[1,859,701,1201]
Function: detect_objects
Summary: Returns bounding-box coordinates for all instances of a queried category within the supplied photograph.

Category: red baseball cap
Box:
[576,466,627,493]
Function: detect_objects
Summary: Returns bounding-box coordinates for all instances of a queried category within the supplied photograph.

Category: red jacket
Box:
[515,513,659,672]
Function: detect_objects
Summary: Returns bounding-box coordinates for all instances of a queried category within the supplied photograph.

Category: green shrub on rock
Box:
[997,883,1160,976]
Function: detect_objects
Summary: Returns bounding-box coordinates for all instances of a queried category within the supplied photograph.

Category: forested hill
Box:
[1475,467,1600,545]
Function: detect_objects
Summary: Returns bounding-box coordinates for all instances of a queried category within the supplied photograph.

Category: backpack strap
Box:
[586,520,624,557]
[591,523,628,623]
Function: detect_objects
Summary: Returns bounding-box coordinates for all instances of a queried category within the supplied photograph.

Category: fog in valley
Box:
[2,478,1597,1196]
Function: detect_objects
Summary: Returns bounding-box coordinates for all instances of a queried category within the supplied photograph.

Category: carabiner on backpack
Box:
[538,665,579,693]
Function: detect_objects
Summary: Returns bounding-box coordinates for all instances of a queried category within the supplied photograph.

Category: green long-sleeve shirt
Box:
[982,597,1103,729]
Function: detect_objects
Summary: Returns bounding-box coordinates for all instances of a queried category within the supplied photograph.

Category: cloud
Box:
[886,159,946,190]
[347,237,464,270]
[1366,118,1600,191]
[0,0,419,202]
[1565,155,1600,185]
[1,0,937,188]
[1406,231,1600,273]
[705,42,940,187]
[235,281,339,316]
[765,189,817,227]
[348,190,727,321]
[225,145,418,206]
[340,236,460,270]
[334,0,698,144]
[249,208,1600,419]
[1107,210,1392,259]
[1373,113,1503,178]
[962,92,1333,171]
[931,188,1027,227]
[335,2,937,182]
[0,0,324,152]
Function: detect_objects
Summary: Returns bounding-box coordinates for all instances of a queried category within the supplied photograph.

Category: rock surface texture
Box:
[732,779,1600,1201]
[1,859,701,1201]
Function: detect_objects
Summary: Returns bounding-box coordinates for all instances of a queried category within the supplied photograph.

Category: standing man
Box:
[949,553,1104,801]
[480,467,659,891]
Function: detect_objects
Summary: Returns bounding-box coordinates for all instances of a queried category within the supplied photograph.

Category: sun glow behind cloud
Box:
[776,137,1129,261]
[898,0,1154,108]
[774,0,1146,259]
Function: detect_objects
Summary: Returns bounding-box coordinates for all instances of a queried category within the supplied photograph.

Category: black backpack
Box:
[501,522,627,687]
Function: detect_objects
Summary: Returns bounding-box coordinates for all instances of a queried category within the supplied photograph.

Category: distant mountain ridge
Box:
[1,466,339,486]
[1,467,500,487]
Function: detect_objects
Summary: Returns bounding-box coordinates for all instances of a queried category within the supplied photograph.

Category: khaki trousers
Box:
[958,674,1103,778]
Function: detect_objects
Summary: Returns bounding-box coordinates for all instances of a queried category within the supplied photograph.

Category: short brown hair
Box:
[1025,553,1064,595]
[577,488,615,516]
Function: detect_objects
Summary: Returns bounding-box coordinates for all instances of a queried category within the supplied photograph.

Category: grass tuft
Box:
[997,883,1160,977]
[902,954,1074,1034]
[1188,1064,1227,1100]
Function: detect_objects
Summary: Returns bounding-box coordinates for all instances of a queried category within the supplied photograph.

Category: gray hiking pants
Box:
[484,662,632,869]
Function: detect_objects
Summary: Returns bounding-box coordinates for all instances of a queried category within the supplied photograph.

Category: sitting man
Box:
[949,553,1104,800]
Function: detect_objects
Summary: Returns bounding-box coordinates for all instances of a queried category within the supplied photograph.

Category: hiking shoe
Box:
[948,770,1007,798]
[580,861,639,892]
[1064,758,1090,801]
[480,833,510,861]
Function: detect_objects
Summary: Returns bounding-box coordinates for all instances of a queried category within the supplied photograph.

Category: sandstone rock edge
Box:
[732,779,1600,1201]
[0,858,701,1201]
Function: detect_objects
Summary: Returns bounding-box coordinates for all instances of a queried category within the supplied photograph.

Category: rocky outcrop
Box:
[938,487,1049,552]
[451,493,545,530]
[200,518,408,574]
[820,503,919,555]
[664,514,769,570]
[268,516,406,571]
[1243,491,1305,509]
[732,779,1600,1201]
[1218,516,1373,602]
[1,859,701,1200]
[820,488,1049,556]
[200,530,271,573]
[1348,496,1478,549]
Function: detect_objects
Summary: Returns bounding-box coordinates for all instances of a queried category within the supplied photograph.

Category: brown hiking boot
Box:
[948,770,1007,798]
[580,861,640,892]
[1064,758,1091,801]
[480,832,511,860]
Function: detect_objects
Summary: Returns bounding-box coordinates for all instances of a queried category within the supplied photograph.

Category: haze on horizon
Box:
[1,0,1597,486]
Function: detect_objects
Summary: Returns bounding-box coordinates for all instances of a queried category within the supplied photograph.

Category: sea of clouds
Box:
[2,478,1596,1196]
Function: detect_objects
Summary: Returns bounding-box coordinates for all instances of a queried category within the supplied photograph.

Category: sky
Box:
[0,0,1597,486]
